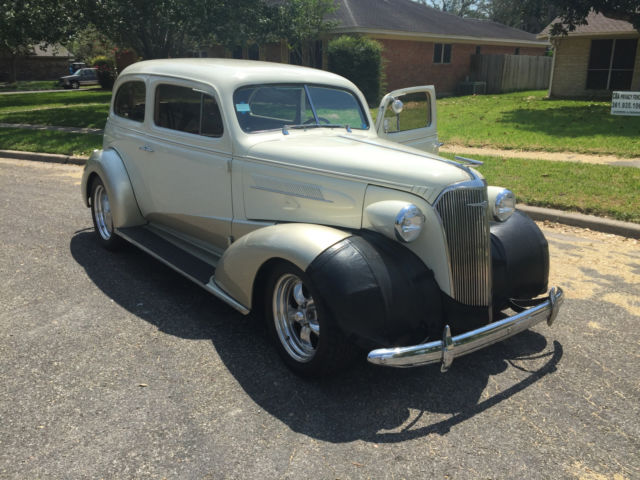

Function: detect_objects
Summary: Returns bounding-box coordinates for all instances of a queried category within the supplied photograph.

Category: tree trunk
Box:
[10,54,18,84]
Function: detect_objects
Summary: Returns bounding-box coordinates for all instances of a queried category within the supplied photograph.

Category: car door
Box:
[375,86,440,153]
[124,78,233,254]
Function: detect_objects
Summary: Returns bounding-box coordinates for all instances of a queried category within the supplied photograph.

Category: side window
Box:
[114,81,146,122]
[154,84,223,137]
[383,91,431,133]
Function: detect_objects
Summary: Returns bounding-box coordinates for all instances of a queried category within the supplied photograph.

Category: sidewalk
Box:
[441,144,640,168]
[2,148,639,239]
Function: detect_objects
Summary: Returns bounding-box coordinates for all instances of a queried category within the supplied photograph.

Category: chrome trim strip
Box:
[204,280,250,315]
[367,287,564,369]
[250,186,333,203]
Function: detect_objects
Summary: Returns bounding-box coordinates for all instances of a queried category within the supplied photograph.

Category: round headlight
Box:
[394,204,425,242]
[493,189,516,222]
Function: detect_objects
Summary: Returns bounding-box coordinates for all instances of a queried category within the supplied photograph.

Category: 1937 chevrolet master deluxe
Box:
[81,59,563,376]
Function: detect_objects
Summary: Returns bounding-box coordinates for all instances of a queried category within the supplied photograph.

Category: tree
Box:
[413,0,490,18]
[328,36,383,105]
[548,0,640,34]
[81,0,203,59]
[66,25,116,63]
[276,0,337,66]
[0,0,77,83]
[489,0,559,34]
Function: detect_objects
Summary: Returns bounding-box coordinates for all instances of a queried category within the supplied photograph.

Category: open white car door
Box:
[375,85,440,153]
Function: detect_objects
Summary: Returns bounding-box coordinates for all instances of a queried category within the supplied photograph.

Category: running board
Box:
[116,226,250,315]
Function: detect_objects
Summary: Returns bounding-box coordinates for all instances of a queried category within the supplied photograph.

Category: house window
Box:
[232,46,243,59]
[587,39,638,90]
[515,47,520,55]
[476,46,482,55]
[433,43,452,64]
[248,44,260,60]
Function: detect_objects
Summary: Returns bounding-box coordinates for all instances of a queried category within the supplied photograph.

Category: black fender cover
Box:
[306,231,443,347]
[491,210,549,310]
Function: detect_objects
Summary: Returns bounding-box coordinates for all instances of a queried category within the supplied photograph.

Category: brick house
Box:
[0,43,73,82]
[539,12,640,98]
[197,0,548,96]
[329,0,548,94]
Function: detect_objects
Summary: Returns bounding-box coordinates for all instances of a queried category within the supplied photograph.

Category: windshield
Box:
[233,84,369,133]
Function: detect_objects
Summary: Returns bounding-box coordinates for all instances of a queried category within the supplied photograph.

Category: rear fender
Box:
[213,223,351,311]
[81,148,145,228]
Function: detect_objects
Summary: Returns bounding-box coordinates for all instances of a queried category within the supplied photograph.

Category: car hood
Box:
[59,74,78,80]
[244,132,474,203]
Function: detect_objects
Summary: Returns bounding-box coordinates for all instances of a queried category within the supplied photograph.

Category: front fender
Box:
[214,223,351,311]
[81,148,145,229]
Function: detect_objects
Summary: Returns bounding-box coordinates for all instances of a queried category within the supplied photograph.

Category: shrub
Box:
[90,55,116,90]
[327,36,383,106]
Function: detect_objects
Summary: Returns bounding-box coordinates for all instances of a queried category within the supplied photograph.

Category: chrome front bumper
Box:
[367,286,564,371]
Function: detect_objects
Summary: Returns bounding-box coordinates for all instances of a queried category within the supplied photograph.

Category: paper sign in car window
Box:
[236,103,251,114]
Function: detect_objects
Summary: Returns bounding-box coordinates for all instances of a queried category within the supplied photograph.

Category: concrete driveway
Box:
[1,158,638,479]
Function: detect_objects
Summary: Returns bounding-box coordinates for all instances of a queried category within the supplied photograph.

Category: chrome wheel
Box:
[272,273,320,363]
[93,183,113,240]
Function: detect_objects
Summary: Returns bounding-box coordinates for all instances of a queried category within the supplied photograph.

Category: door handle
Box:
[139,145,154,152]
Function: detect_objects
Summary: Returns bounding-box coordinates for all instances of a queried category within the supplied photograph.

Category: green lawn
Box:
[0,128,102,156]
[440,152,640,223]
[436,90,640,157]
[0,80,59,92]
[0,90,110,131]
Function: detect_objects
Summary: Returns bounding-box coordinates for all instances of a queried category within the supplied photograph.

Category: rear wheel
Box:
[90,178,122,250]
[265,262,354,377]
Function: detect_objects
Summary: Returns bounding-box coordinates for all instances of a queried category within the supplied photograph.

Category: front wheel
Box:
[90,178,122,250]
[71,81,79,89]
[265,262,354,377]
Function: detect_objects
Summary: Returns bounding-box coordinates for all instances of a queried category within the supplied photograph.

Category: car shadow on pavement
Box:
[71,232,563,444]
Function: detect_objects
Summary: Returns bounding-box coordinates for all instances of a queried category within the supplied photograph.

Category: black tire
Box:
[71,81,79,89]
[90,178,123,250]
[265,262,355,377]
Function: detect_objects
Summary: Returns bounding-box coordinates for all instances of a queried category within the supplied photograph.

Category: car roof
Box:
[118,58,358,92]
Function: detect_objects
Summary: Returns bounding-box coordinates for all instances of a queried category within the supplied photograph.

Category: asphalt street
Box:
[1,158,638,479]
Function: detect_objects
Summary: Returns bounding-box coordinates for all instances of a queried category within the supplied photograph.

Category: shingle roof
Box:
[539,11,638,38]
[31,43,73,58]
[330,0,544,44]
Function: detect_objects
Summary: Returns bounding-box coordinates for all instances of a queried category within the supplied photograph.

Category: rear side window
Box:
[114,81,146,122]
[154,84,223,137]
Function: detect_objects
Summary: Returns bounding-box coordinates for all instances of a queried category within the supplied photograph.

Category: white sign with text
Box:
[611,91,640,116]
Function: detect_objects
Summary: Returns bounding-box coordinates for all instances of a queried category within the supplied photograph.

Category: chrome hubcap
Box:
[94,184,113,240]
[273,273,320,363]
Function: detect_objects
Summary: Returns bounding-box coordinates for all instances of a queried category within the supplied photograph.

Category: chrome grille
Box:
[435,187,491,306]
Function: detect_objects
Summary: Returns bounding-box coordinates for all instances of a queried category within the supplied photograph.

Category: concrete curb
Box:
[519,205,640,239]
[0,149,88,166]
[2,149,639,239]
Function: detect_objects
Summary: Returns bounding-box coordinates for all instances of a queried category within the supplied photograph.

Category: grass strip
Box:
[0,104,108,129]
[0,80,59,92]
[440,152,640,224]
[0,90,111,110]
[0,128,102,156]
[437,90,640,158]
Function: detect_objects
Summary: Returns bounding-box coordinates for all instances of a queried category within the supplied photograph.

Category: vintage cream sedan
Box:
[81,59,563,376]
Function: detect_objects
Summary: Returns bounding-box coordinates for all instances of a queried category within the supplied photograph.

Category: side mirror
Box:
[391,98,404,115]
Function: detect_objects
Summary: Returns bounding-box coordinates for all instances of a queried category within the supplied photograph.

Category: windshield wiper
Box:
[282,124,352,135]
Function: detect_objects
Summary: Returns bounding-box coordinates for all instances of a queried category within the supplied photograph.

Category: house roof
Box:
[539,11,639,38]
[330,0,547,46]
[31,43,73,58]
